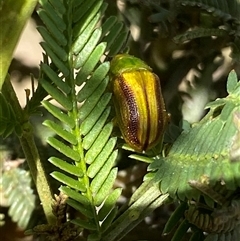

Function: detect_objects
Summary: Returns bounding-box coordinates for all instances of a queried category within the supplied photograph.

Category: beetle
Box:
[109,54,169,152]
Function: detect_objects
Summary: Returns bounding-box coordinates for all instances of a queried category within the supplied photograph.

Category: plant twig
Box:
[102,180,169,241]
[2,76,56,224]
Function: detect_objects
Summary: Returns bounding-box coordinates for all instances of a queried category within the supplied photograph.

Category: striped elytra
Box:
[110,54,168,152]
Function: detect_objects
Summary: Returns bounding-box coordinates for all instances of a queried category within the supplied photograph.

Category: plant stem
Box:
[0,0,38,89]
[2,77,56,224]
[102,180,169,241]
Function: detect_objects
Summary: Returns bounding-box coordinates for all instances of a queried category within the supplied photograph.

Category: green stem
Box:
[102,180,169,241]
[0,0,38,90]
[2,77,56,224]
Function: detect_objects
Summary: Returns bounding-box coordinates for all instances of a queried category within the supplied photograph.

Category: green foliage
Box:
[0,91,17,138]
[36,0,128,239]
[179,0,240,20]
[147,71,240,240]
[0,168,36,229]
[149,71,240,202]
[1,0,240,240]
[143,0,240,62]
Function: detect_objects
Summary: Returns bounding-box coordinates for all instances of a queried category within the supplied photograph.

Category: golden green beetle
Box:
[109,54,169,152]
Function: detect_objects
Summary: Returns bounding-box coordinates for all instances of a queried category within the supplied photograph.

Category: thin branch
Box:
[102,180,169,241]
[2,76,56,224]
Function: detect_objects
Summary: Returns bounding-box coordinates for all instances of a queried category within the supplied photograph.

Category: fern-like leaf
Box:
[149,70,240,202]
[174,27,228,43]
[180,0,240,21]
[38,0,128,239]
[1,168,36,229]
